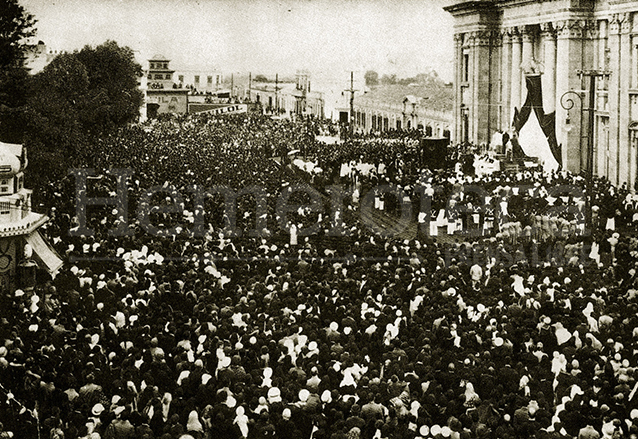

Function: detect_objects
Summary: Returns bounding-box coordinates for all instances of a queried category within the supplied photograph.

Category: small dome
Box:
[150,54,169,61]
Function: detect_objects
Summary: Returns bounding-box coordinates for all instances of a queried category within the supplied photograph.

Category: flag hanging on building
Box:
[512,75,561,171]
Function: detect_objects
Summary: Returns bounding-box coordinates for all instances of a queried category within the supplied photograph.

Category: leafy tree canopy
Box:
[25,41,144,180]
[0,0,37,142]
[364,70,378,87]
[0,0,37,69]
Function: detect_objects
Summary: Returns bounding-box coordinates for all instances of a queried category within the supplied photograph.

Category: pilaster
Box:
[555,20,585,173]
[501,31,512,130]
[541,23,557,114]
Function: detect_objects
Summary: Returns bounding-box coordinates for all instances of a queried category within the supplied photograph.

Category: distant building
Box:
[175,70,224,94]
[144,55,189,117]
[23,41,68,74]
[248,71,324,118]
[146,89,189,117]
[147,54,175,90]
[352,83,453,136]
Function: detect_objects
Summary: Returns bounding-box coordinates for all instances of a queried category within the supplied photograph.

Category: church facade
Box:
[445,0,638,189]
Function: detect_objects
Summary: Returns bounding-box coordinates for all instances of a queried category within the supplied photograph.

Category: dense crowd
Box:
[2,113,638,439]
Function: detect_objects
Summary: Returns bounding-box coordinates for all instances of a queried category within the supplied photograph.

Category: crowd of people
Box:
[2,112,638,439]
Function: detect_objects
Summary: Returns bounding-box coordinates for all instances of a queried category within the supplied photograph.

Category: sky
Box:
[21,0,455,82]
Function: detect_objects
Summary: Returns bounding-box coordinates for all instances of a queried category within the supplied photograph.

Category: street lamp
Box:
[560,90,590,231]
[560,71,611,235]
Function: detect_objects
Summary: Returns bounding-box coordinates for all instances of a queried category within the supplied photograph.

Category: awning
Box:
[25,231,63,277]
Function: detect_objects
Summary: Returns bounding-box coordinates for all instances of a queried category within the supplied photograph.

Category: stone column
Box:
[521,26,535,104]
[608,14,623,185]
[619,14,632,187]
[510,27,522,122]
[631,17,638,191]
[541,23,557,113]
[596,19,608,177]
[472,30,494,146]
[633,21,638,90]
[501,30,512,129]
[555,20,584,172]
[454,33,463,144]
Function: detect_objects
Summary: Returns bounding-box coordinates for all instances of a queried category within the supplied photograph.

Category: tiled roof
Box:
[356,83,453,112]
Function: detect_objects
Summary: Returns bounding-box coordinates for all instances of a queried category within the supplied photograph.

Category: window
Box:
[0,202,9,215]
[165,74,171,80]
[194,75,200,83]
[178,75,184,82]
[207,76,213,84]
[463,52,470,82]
[150,62,155,69]
[163,63,168,69]
[0,179,10,194]
[155,74,163,80]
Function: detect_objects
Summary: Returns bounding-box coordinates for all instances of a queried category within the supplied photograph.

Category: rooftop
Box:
[356,83,453,112]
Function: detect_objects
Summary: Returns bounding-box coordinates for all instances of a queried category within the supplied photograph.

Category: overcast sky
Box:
[22,0,455,81]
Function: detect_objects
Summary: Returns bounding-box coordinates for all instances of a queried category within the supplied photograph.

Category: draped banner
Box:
[512,74,561,171]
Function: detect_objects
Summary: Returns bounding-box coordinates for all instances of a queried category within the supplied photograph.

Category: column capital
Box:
[508,26,522,42]
[540,22,556,39]
[622,13,632,34]
[454,33,464,46]
[462,32,474,48]
[610,13,631,34]
[521,25,538,43]
[466,30,495,46]
[555,20,584,39]
[501,30,512,44]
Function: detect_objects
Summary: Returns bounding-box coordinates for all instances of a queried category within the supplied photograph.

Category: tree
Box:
[25,54,90,180]
[380,74,397,85]
[364,70,378,87]
[74,40,144,133]
[0,0,37,142]
[24,41,143,182]
[0,0,37,69]
[253,74,268,82]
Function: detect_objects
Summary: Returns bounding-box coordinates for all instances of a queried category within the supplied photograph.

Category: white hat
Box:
[92,403,105,416]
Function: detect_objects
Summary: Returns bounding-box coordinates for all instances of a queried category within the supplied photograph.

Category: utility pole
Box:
[248,72,252,102]
[275,73,279,114]
[230,73,234,100]
[344,71,358,137]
